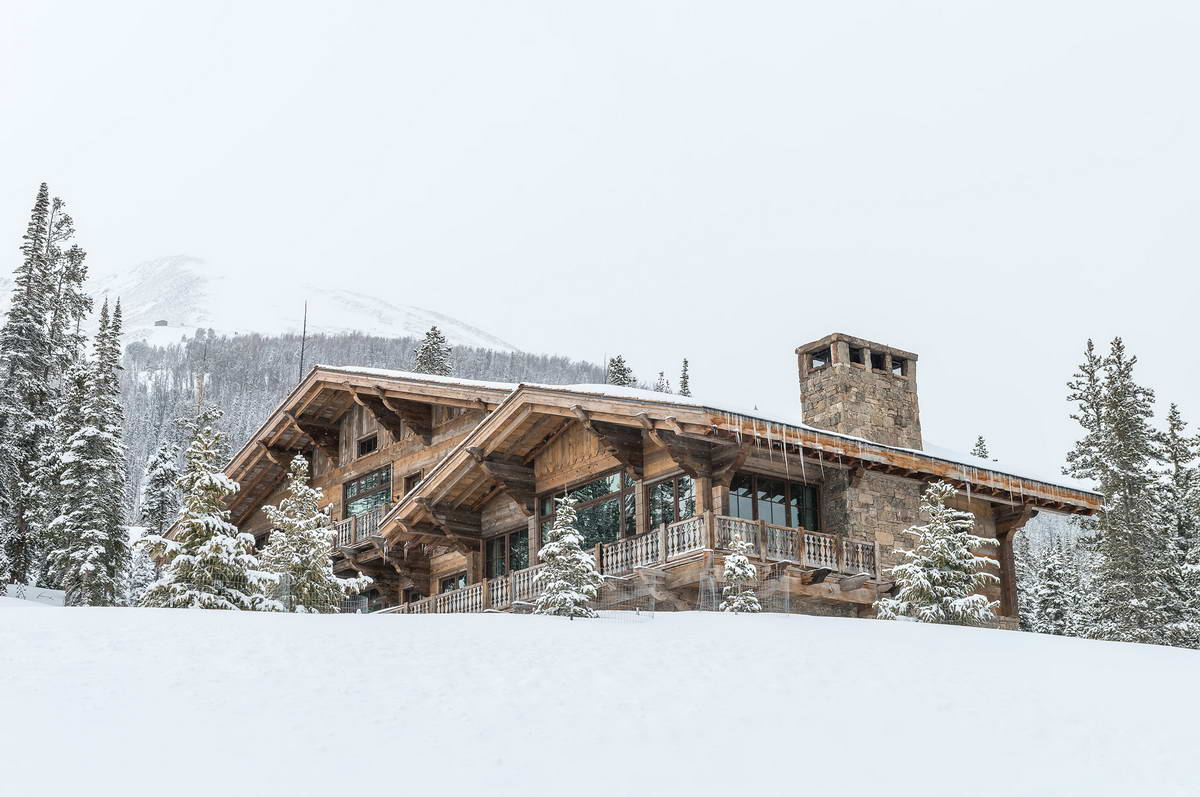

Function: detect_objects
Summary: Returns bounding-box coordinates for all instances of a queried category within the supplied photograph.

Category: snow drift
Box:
[0,609,1194,796]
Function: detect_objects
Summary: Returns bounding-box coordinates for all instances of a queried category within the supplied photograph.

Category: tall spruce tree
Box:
[875,481,1000,626]
[45,302,130,606]
[1014,529,1039,631]
[259,455,369,612]
[970,435,991,459]
[678,358,691,397]
[719,534,761,613]
[605,355,635,387]
[1156,404,1200,647]
[653,371,671,393]
[1066,338,1165,644]
[140,408,278,610]
[412,326,452,376]
[129,438,181,603]
[0,185,55,585]
[1030,539,1073,635]
[534,497,603,617]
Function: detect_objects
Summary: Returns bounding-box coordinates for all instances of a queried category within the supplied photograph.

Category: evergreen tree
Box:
[140,408,279,610]
[259,455,370,612]
[970,435,991,459]
[1156,404,1200,647]
[719,534,761,613]
[412,326,452,376]
[45,302,130,606]
[605,355,635,387]
[129,438,182,603]
[653,371,671,393]
[678,358,691,397]
[534,497,602,618]
[1031,539,1073,635]
[1066,338,1164,644]
[41,197,92,379]
[1014,529,1039,631]
[0,184,55,585]
[875,481,1000,625]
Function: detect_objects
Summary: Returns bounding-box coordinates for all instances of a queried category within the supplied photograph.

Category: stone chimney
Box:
[796,333,922,449]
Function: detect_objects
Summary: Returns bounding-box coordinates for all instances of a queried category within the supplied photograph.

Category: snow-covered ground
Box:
[1,610,1193,796]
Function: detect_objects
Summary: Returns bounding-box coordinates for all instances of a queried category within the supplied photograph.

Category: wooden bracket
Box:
[571,405,644,481]
[372,387,432,445]
[467,446,535,516]
[283,411,340,466]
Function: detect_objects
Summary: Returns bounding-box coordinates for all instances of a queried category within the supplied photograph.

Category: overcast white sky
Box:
[2,1,1197,477]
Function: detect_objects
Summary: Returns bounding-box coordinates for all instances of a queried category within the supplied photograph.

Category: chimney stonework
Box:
[796,333,922,450]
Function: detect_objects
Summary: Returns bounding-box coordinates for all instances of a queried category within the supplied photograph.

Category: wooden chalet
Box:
[223,334,1102,619]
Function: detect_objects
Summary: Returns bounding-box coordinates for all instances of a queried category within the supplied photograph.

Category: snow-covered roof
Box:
[314,365,1099,499]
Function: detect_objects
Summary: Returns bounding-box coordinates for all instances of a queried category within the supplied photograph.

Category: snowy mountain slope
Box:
[0,255,518,350]
[1,609,1194,796]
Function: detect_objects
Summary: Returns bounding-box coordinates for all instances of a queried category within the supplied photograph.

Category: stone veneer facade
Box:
[796,333,922,450]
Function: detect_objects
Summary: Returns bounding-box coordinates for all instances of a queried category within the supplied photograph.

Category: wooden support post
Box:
[758,519,768,561]
[594,544,603,575]
[482,578,491,611]
[659,522,668,565]
[873,541,882,581]
[703,510,715,550]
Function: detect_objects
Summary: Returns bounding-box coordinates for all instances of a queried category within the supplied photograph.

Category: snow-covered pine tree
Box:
[1066,338,1165,644]
[0,185,56,585]
[971,435,991,459]
[1156,403,1200,647]
[31,360,90,589]
[653,371,671,393]
[678,358,691,397]
[1014,529,1039,631]
[605,355,635,387]
[129,439,182,603]
[534,497,603,618]
[875,481,1000,625]
[1030,539,1073,635]
[45,301,130,606]
[259,455,370,612]
[719,534,761,613]
[412,325,452,376]
[140,407,279,610]
[41,197,92,380]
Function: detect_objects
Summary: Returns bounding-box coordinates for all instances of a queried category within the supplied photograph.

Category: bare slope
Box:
[0,609,1193,796]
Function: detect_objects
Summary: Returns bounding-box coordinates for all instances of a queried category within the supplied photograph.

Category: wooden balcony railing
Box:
[334,505,389,548]
[387,512,880,615]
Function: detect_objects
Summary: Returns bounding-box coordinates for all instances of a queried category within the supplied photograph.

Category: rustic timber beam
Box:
[466,447,535,515]
[283,411,340,465]
[570,405,643,480]
[993,506,1037,618]
[414,496,483,538]
[648,428,715,480]
[712,443,752,488]
[371,387,432,445]
[522,418,574,465]
[257,441,308,468]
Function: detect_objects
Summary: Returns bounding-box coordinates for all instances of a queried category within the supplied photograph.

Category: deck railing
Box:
[388,511,880,615]
[334,505,389,548]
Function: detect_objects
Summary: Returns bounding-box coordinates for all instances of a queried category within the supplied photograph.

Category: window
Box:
[648,474,695,527]
[891,357,906,377]
[810,347,831,369]
[849,347,865,365]
[403,471,423,495]
[343,465,391,518]
[439,572,467,593]
[539,470,636,549]
[356,433,378,458]
[870,352,886,371]
[485,528,530,579]
[727,473,819,530]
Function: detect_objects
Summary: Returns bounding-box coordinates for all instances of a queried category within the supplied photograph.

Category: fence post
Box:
[873,541,881,581]
[594,544,603,575]
[482,578,491,611]
[704,511,715,550]
[659,522,669,564]
[757,519,768,561]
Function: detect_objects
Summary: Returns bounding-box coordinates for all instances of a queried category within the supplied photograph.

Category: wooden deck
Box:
[384,513,879,614]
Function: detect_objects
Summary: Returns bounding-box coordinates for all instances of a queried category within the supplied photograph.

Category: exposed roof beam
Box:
[467,446,535,516]
[571,405,643,480]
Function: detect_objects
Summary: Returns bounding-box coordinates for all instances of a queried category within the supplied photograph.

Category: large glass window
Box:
[648,474,695,527]
[343,465,392,518]
[485,528,530,579]
[727,473,819,529]
[439,572,467,593]
[539,470,636,549]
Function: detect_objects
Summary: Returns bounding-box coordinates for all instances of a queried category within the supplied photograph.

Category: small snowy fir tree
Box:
[45,301,129,606]
[720,534,761,613]
[412,325,452,376]
[129,439,181,603]
[140,409,279,610]
[259,455,370,612]
[970,435,991,460]
[653,371,671,393]
[678,358,691,397]
[534,497,603,618]
[1031,539,1073,635]
[875,481,1000,626]
[605,355,635,387]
